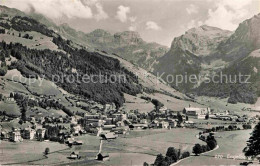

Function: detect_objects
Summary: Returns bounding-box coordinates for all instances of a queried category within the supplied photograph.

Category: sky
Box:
[1,0,260,47]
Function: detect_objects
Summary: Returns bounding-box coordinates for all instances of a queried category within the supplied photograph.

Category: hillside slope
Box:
[0,5,190,109]
[153,25,232,92]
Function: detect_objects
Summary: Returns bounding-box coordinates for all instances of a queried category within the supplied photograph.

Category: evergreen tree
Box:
[166,147,179,163]
[154,154,165,166]
[177,112,183,124]
[243,122,260,161]
[193,144,202,156]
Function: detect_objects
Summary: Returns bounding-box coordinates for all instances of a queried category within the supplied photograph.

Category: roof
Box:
[71,151,79,155]
[184,107,202,112]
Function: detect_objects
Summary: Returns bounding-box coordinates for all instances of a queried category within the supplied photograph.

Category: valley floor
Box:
[0,128,256,166]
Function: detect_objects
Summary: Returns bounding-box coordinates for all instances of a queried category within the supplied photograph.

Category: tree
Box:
[207,140,217,150]
[154,154,165,166]
[0,67,7,76]
[166,147,179,163]
[45,147,50,155]
[243,122,260,162]
[177,112,183,124]
[143,162,149,166]
[181,151,190,159]
[201,145,208,152]
[243,124,252,130]
[205,113,209,120]
[193,144,202,156]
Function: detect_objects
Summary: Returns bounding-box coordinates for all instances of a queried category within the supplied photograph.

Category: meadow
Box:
[176,129,256,166]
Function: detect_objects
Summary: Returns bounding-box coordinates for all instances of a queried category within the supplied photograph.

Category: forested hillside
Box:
[0,15,142,107]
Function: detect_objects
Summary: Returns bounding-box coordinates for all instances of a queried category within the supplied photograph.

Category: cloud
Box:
[128,25,137,31]
[115,5,130,22]
[94,3,108,21]
[129,16,137,22]
[0,0,108,21]
[146,21,161,30]
[186,20,203,29]
[204,0,253,30]
[186,4,198,15]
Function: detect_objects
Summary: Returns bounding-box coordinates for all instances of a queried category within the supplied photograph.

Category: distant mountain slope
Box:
[153,16,260,104]
[195,14,260,104]
[58,26,168,71]
[153,25,232,92]
[171,25,232,57]
[0,5,168,71]
[0,14,142,107]
[197,53,260,104]
[0,5,189,108]
[216,14,260,62]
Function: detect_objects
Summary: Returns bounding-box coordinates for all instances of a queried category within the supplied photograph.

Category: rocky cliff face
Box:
[153,18,260,105]
[114,31,144,46]
[217,13,260,61]
[153,25,232,92]
[83,29,168,70]
[171,25,232,56]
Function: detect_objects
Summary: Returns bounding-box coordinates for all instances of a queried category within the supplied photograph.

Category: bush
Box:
[0,28,5,34]
[201,145,208,152]
[193,144,202,155]
[154,154,166,166]
[181,151,190,159]
[242,124,252,130]
[45,147,50,155]
[207,140,217,150]
[166,147,179,163]
[0,67,7,76]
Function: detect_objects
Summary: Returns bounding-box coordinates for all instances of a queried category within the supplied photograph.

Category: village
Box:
[0,90,258,164]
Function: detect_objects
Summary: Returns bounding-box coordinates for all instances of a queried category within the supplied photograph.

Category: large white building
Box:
[183,106,211,119]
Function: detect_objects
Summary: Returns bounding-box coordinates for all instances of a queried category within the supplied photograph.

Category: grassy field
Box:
[123,93,155,113]
[197,96,260,117]
[0,30,62,52]
[176,129,256,166]
[0,101,21,116]
[146,93,204,111]
[0,128,203,165]
[0,69,89,117]
[0,140,68,165]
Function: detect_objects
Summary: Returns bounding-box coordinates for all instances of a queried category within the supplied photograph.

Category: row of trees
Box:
[152,147,190,166]
[193,133,217,155]
[203,124,252,133]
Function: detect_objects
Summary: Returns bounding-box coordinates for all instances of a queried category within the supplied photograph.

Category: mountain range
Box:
[0,5,259,105]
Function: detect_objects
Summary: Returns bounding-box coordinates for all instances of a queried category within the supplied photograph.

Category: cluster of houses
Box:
[1,126,46,142]
[1,102,254,144]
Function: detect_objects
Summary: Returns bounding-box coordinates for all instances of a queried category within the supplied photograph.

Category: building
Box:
[36,128,46,140]
[183,106,211,119]
[69,151,80,159]
[149,120,159,128]
[72,124,83,136]
[130,124,148,130]
[159,121,169,128]
[96,153,109,161]
[22,128,36,140]
[84,114,100,119]
[140,119,148,124]
[10,130,22,142]
[100,132,118,140]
